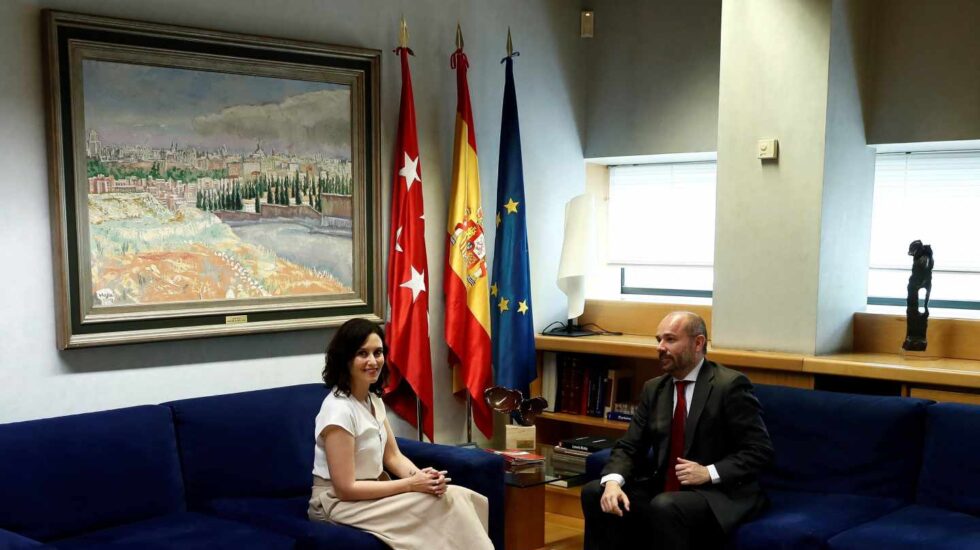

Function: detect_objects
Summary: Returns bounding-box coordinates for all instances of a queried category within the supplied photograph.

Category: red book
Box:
[485,448,545,465]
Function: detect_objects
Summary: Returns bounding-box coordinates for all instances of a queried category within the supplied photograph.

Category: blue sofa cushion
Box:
[164,384,329,505]
[204,496,387,550]
[203,440,503,549]
[916,402,980,515]
[397,438,506,550]
[730,489,906,550]
[827,505,980,550]
[753,384,928,499]
[0,406,185,542]
[0,527,44,548]
[586,448,612,480]
[51,512,294,549]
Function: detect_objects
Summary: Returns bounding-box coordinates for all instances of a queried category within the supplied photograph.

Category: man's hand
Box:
[676,458,711,486]
[600,481,630,516]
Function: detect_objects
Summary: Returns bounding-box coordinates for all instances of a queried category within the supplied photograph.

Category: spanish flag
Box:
[444,39,493,438]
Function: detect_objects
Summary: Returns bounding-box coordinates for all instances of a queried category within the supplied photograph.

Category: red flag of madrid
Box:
[384,46,434,442]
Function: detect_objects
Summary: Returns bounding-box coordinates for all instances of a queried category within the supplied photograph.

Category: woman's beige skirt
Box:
[308,476,493,550]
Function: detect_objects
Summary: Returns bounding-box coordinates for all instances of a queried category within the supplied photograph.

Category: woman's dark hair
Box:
[322,318,389,397]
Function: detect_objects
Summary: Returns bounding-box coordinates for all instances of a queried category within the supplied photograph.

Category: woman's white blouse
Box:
[312,391,388,480]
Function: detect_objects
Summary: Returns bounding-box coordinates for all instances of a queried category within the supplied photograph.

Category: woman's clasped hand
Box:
[408,467,451,497]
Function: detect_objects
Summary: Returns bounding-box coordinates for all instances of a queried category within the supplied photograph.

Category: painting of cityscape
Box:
[83,60,355,307]
[44,11,382,347]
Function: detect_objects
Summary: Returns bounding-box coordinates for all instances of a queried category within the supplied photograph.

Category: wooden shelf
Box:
[538,411,630,430]
[804,352,980,389]
[545,484,585,520]
[537,332,980,390]
[546,484,584,497]
[536,333,658,359]
[708,347,805,371]
[536,334,805,372]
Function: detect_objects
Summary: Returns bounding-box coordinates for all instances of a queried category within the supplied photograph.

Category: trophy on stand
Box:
[484,386,548,450]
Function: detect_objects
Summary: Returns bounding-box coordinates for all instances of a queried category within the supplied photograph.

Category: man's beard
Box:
[661,349,695,373]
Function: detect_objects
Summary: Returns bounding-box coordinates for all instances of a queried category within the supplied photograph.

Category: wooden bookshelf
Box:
[545,485,585,520]
[539,411,629,430]
[804,353,980,389]
[535,300,980,415]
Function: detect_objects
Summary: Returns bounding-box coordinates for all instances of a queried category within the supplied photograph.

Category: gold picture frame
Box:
[43,11,382,348]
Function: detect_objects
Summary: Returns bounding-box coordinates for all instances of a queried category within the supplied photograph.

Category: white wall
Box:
[584,0,980,158]
[584,0,722,158]
[712,0,832,353]
[866,0,980,144]
[814,0,875,354]
[0,0,588,441]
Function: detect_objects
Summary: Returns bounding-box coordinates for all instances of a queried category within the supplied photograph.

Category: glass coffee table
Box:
[504,457,587,488]
[502,448,588,550]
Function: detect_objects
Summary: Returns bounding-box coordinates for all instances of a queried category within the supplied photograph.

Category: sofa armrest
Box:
[586,448,612,480]
[396,438,505,549]
[0,528,44,549]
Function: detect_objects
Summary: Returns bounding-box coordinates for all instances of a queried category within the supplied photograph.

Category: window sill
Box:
[864,303,980,321]
[586,292,712,307]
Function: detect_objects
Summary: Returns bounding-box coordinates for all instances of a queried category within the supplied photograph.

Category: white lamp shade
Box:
[556,194,596,319]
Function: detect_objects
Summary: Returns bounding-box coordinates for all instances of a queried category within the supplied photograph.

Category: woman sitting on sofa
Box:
[308,318,493,550]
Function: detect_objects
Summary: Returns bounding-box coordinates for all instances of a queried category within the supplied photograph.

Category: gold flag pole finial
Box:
[456,22,464,50]
[506,27,513,57]
[399,16,409,49]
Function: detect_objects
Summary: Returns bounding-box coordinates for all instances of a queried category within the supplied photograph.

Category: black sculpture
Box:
[484,386,548,426]
[902,240,934,352]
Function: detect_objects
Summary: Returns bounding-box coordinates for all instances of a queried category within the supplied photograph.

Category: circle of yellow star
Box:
[496,212,502,226]
[504,198,520,214]
[497,297,510,312]
[517,300,529,315]
[490,282,499,297]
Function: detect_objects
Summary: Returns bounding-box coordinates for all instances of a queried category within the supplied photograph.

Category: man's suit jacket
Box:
[600,360,773,533]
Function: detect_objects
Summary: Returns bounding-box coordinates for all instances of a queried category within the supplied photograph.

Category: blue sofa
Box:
[585,383,980,549]
[0,384,505,549]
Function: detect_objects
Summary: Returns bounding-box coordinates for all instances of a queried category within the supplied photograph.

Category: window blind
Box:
[868,150,980,304]
[607,162,716,266]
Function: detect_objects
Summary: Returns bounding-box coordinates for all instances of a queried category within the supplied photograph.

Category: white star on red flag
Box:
[400,266,426,303]
[399,153,420,191]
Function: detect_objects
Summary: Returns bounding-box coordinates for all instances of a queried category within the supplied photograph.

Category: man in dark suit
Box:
[581,311,773,550]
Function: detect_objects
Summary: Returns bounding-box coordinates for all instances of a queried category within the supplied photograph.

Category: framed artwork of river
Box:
[44,11,382,348]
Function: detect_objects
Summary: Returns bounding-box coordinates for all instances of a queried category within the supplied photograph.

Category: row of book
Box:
[540,353,638,421]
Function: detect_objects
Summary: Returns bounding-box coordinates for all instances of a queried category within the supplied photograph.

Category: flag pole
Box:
[399,15,422,442]
[399,15,409,50]
[457,20,474,446]
[466,392,473,444]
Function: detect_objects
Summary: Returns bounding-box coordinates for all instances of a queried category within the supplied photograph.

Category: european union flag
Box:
[491,52,536,394]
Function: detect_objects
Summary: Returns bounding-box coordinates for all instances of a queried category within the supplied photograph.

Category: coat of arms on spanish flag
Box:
[444,29,493,438]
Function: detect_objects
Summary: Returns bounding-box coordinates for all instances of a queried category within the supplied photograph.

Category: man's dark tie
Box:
[664,380,690,492]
